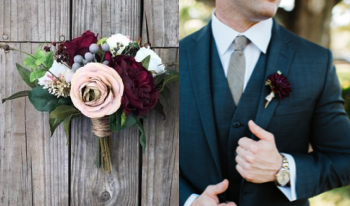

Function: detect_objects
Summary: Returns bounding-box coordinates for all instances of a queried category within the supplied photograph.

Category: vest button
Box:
[233,122,241,128]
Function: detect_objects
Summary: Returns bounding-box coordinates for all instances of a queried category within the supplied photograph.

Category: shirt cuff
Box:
[277,153,297,201]
[184,194,200,206]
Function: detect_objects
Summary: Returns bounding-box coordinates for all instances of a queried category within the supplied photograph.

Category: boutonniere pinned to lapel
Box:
[265,71,292,108]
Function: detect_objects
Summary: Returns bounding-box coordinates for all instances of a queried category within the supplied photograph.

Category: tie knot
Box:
[234,36,249,51]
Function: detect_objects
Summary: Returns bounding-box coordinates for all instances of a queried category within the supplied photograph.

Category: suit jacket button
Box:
[233,122,241,128]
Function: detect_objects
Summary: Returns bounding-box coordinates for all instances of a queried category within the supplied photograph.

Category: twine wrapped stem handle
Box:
[91,116,112,172]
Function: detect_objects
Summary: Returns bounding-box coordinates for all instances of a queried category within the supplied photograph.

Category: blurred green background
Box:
[180,0,350,205]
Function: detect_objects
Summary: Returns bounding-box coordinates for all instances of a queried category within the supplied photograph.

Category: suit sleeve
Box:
[180,174,197,206]
[291,49,350,200]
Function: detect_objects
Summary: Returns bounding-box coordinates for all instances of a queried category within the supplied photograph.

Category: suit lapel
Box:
[253,19,295,138]
[187,22,222,180]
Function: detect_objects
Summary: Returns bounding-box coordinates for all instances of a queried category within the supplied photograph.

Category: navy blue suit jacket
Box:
[179,19,350,206]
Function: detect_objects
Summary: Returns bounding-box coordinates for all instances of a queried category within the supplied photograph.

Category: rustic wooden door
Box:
[0,0,179,205]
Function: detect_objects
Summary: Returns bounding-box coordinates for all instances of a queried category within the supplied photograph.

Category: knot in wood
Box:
[99,191,111,202]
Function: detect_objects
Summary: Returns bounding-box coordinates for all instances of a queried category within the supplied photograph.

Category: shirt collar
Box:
[211,9,273,56]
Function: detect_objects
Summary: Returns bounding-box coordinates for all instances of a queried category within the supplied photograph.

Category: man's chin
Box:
[253,3,278,20]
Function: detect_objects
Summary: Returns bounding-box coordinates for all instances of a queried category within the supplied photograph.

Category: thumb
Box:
[205,179,229,196]
[248,120,272,141]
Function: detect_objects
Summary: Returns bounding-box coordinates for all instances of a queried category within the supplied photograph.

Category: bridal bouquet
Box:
[1,31,178,172]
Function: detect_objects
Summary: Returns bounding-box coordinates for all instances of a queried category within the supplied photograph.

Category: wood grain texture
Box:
[142,0,179,47]
[72,0,141,40]
[0,44,69,206]
[141,48,179,206]
[70,0,142,205]
[70,116,139,206]
[0,0,70,42]
[1,0,179,205]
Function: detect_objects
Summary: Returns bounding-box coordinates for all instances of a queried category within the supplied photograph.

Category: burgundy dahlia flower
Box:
[112,55,158,116]
[266,72,292,100]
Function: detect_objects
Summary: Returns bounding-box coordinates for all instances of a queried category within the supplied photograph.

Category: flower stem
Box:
[96,138,101,168]
[99,137,112,172]
[46,70,62,83]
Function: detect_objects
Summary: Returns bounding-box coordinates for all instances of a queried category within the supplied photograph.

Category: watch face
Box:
[277,170,290,186]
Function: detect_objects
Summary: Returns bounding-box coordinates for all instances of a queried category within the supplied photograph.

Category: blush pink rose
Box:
[70,63,124,118]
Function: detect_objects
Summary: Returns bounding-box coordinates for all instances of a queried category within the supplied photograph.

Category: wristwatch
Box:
[275,154,290,187]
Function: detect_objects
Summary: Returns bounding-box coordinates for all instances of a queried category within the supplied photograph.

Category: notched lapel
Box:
[187,22,223,180]
[253,21,295,139]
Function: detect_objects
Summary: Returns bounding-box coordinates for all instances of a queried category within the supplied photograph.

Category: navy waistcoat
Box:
[210,36,268,202]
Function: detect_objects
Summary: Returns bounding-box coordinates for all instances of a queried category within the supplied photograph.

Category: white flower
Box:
[106,34,131,55]
[135,47,166,76]
[38,60,72,86]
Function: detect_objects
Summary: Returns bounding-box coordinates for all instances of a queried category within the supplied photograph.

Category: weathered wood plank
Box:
[72,0,141,40]
[0,0,70,42]
[70,116,139,206]
[142,0,179,47]
[70,1,142,205]
[0,43,69,206]
[141,48,179,206]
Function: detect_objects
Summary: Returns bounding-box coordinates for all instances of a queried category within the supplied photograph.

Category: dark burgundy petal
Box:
[112,55,158,117]
[266,72,292,102]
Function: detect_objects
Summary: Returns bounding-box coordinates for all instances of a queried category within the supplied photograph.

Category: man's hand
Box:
[235,120,282,183]
[192,179,237,206]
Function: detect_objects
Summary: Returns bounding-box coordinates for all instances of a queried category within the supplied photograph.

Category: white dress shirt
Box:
[183,11,297,206]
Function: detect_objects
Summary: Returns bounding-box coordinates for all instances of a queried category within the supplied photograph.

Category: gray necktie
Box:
[227,36,249,106]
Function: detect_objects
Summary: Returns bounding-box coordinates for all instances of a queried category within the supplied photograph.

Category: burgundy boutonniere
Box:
[265,71,292,108]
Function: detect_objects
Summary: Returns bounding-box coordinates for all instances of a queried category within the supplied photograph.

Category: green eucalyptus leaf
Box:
[30,69,46,82]
[109,110,137,131]
[154,73,167,86]
[160,87,171,107]
[49,105,80,137]
[154,101,166,120]
[62,114,79,145]
[141,55,151,69]
[28,86,72,112]
[160,71,179,92]
[63,116,72,137]
[121,111,127,127]
[49,117,61,137]
[49,105,80,119]
[43,51,54,69]
[23,55,36,69]
[16,64,37,88]
[2,90,30,104]
[35,50,46,66]
[97,37,108,45]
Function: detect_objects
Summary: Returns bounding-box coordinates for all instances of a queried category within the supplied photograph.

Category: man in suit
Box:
[179,0,350,205]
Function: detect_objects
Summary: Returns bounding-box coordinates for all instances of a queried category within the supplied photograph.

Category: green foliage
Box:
[153,70,179,119]
[2,90,30,103]
[135,119,146,152]
[28,86,72,113]
[23,55,36,70]
[160,70,179,92]
[30,69,46,82]
[49,105,80,137]
[310,185,350,206]
[23,50,54,82]
[342,87,350,119]
[109,110,146,151]
[109,109,137,131]
[155,87,171,119]
[43,51,54,69]
[35,50,47,66]
[179,0,213,39]
[141,55,151,69]
[16,64,37,88]
[97,37,108,45]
